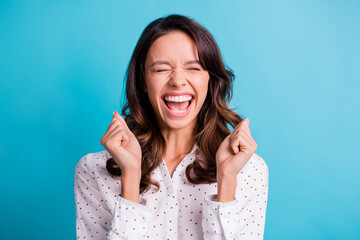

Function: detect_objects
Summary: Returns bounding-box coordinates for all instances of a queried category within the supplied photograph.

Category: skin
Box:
[143,30,210,175]
[100,31,257,203]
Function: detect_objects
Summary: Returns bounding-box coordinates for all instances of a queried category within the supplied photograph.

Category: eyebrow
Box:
[150,60,201,67]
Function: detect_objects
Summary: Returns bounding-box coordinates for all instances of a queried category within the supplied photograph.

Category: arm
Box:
[74,155,112,239]
[99,111,153,239]
[107,173,153,239]
[202,155,269,239]
[74,154,153,240]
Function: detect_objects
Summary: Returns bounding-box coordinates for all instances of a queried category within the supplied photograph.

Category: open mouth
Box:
[162,94,194,115]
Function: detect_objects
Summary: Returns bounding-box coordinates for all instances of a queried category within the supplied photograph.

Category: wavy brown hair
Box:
[106,14,244,194]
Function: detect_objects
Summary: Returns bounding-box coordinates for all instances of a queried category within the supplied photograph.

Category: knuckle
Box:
[251,144,257,152]
[237,128,244,134]
[115,126,125,132]
[239,125,247,131]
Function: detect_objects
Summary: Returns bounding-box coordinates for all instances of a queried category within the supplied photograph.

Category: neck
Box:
[160,123,195,163]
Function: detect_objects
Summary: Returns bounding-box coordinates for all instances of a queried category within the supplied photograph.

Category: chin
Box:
[163,119,193,130]
[157,114,197,130]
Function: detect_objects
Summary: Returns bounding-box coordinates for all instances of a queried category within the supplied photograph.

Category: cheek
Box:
[147,91,159,108]
[197,79,209,100]
[145,84,162,108]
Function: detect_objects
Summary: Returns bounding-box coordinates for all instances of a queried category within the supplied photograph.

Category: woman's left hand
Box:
[215,118,258,179]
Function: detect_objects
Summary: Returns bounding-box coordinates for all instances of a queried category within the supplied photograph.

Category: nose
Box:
[169,68,187,88]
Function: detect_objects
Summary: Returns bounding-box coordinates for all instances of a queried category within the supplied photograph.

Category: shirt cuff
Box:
[107,195,153,239]
[202,194,241,239]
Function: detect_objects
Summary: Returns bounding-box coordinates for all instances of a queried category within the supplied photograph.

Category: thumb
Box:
[113,111,130,131]
[242,118,250,127]
[113,110,122,119]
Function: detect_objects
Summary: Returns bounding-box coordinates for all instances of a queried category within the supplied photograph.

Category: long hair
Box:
[106,14,243,194]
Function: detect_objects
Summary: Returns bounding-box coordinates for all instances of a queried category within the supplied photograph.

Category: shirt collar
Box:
[190,143,199,154]
[105,149,112,159]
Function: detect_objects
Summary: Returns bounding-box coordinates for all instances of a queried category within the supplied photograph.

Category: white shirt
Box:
[74,144,269,240]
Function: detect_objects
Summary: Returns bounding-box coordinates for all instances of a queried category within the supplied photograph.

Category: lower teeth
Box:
[166,100,191,114]
[171,108,186,114]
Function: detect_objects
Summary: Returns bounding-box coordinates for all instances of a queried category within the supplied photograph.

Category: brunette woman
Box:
[74,14,269,240]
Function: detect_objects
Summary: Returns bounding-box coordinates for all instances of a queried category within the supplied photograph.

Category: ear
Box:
[143,84,148,92]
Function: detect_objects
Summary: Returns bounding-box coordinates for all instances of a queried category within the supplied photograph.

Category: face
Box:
[144,30,210,131]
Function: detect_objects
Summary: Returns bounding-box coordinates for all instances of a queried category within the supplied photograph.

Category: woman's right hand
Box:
[100,111,142,175]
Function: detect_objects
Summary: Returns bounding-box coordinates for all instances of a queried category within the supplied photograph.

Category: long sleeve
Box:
[74,155,113,239]
[107,195,153,239]
[74,154,153,240]
[202,195,241,239]
[201,154,269,240]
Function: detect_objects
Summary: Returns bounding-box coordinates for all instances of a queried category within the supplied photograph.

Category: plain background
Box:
[1,0,359,239]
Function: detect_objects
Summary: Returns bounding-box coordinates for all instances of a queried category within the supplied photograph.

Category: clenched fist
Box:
[100,111,142,174]
[215,118,258,179]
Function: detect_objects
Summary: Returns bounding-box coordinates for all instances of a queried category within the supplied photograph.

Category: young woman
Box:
[74,14,269,240]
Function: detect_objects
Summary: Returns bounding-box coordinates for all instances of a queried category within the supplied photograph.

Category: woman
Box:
[74,14,269,240]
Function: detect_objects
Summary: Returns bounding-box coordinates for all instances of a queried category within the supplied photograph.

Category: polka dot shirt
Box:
[74,144,269,239]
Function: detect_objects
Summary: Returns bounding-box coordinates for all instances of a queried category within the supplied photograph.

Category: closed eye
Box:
[155,69,169,72]
[188,68,201,71]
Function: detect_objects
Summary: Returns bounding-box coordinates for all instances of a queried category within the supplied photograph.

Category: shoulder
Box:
[74,150,112,178]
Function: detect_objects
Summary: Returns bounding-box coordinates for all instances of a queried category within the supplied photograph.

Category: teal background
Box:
[1,0,359,239]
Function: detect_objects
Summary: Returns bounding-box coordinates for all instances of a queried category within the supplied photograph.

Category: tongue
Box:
[167,101,190,110]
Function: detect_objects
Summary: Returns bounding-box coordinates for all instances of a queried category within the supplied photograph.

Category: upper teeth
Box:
[164,95,192,102]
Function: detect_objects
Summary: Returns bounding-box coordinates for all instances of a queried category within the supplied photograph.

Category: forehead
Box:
[145,31,199,64]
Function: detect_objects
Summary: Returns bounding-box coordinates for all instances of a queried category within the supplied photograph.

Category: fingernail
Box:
[113,111,117,115]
